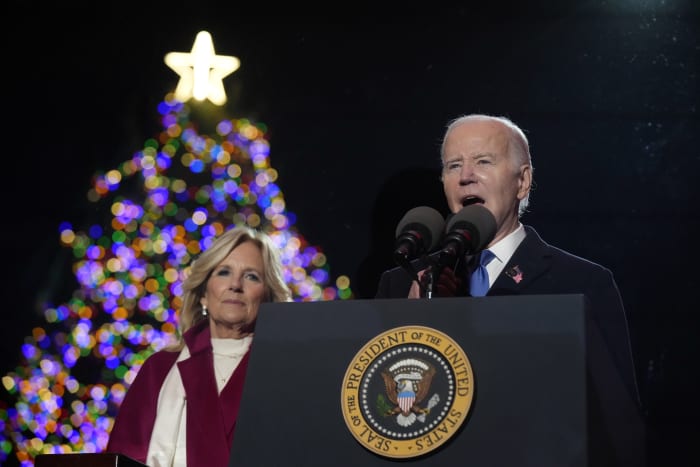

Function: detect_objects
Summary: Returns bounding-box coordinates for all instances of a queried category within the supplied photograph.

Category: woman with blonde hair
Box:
[107,225,291,467]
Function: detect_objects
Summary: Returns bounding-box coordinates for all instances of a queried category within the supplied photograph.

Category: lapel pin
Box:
[505,265,523,284]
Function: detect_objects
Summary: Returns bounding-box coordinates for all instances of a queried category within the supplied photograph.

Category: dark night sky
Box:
[2,2,699,465]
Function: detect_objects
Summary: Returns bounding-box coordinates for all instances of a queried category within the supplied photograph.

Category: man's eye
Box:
[446,162,462,171]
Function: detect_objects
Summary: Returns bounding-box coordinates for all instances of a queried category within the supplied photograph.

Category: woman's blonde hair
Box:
[169,225,292,350]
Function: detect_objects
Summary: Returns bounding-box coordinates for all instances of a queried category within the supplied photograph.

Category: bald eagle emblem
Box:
[381,358,440,427]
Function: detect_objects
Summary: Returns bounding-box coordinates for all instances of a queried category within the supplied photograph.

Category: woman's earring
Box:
[202,305,208,317]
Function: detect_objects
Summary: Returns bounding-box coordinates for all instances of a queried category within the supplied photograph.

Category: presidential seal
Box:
[340,325,474,459]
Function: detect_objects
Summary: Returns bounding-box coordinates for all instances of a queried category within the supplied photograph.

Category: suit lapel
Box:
[489,225,552,295]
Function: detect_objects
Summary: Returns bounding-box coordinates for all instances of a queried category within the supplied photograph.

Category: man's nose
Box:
[459,162,476,182]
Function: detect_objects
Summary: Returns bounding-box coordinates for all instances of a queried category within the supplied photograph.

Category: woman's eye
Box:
[245,272,261,282]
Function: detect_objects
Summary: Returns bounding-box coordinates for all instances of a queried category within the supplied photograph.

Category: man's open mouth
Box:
[461,196,484,207]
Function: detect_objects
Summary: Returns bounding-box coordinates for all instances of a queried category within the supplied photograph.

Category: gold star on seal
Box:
[164,30,240,105]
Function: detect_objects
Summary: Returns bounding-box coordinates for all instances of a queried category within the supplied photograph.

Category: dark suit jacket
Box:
[376,225,640,407]
[106,320,250,467]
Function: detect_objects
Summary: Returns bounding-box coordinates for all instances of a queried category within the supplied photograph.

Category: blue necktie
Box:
[470,249,495,297]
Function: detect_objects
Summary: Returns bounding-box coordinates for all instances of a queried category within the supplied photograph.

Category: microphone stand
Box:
[424,271,434,298]
[423,245,463,299]
[422,255,444,299]
[394,251,441,299]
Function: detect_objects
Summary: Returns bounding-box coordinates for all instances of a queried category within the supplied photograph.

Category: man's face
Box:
[441,119,531,243]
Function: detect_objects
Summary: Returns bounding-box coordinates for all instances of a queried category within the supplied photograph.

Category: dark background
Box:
[3,2,698,465]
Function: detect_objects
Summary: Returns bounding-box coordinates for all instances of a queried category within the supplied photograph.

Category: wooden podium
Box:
[34,453,146,467]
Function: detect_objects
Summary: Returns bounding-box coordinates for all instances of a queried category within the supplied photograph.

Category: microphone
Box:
[393,206,445,267]
[439,204,497,267]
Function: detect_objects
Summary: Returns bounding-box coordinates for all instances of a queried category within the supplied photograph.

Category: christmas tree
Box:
[0,31,353,466]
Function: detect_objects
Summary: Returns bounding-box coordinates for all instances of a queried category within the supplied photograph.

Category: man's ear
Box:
[517,165,532,200]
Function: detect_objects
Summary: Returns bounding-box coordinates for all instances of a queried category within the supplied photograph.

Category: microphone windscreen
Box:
[395,206,445,252]
[446,205,497,252]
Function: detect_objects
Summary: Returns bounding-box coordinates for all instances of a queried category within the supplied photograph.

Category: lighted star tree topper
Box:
[165,30,240,105]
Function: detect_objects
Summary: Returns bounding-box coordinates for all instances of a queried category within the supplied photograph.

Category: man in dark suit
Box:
[375,113,640,408]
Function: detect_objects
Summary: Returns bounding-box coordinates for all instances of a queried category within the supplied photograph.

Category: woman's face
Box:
[201,240,266,338]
